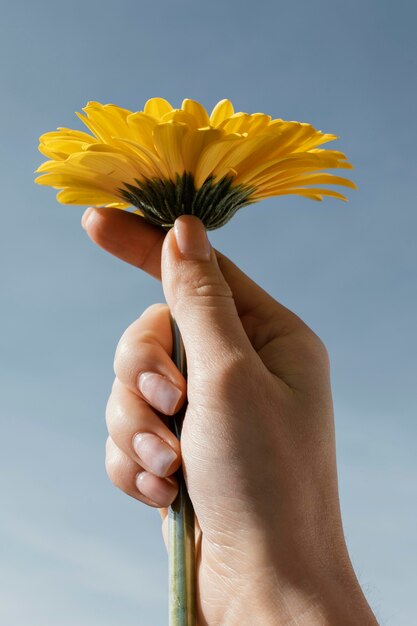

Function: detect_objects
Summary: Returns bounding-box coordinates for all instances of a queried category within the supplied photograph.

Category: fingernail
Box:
[133,433,177,477]
[136,471,177,506]
[138,372,182,415]
[174,215,211,261]
[81,207,94,230]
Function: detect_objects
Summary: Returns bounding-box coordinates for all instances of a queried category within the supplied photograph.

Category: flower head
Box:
[35,98,355,229]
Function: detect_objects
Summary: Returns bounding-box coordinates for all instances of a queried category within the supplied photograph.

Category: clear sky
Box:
[1,0,416,624]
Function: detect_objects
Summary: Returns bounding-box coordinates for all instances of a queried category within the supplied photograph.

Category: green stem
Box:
[168,317,196,626]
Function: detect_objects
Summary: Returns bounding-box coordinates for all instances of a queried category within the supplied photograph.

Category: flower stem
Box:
[168,316,196,626]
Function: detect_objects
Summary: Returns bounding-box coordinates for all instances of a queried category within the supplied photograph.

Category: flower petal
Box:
[38,128,98,159]
[194,135,244,188]
[144,97,173,119]
[160,109,199,129]
[181,99,211,128]
[56,188,129,207]
[182,127,224,174]
[236,150,351,187]
[111,138,169,179]
[210,134,276,181]
[244,113,271,134]
[36,150,144,197]
[153,122,188,180]
[126,112,158,152]
[77,102,132,144]
[252,186,348,201]
[218,112,253,133]
[209,99,234,127]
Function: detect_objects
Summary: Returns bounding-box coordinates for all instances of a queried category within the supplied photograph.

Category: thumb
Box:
[161,216,253,371]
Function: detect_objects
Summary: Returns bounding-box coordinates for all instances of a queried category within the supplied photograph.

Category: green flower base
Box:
[119,172,254,230]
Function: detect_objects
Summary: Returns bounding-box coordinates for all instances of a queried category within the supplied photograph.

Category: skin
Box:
[82,208,379,626]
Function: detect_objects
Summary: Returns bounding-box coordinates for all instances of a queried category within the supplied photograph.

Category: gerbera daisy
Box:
[35,98,355,230]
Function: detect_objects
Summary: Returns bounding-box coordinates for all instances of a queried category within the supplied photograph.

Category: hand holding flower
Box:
[87,209,378,626]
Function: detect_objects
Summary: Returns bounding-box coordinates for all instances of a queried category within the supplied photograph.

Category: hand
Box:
[82,209,378,626]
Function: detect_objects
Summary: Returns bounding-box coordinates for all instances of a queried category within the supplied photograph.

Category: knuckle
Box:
[144,302,169,316]
[176,267,233,301]
[113,305,168,374]
[174,287,234,322]
[314,335,330,362]
[300,327,330,368]
[105,438,125,488]
[111,377,122,393]
[113,335,128,377]
[113,336,155,384]
[104,393,119,435]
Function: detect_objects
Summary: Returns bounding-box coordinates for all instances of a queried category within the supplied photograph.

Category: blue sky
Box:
[1,0,416,623]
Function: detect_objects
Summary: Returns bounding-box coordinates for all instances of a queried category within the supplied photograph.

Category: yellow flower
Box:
[35,98,355,229]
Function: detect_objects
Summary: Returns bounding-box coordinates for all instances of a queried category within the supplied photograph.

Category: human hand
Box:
[82,209,378,626]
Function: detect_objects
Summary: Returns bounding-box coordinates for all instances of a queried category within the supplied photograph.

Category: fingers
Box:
[106,302,186,508]
[114,303,186,414]
[106,379,181,477]
[81,209,303,343]
[105,437,178,508]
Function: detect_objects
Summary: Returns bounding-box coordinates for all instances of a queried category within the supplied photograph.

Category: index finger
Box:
[82,207,164,279]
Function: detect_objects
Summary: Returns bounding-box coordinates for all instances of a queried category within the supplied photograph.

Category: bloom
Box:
[35,98,355,229]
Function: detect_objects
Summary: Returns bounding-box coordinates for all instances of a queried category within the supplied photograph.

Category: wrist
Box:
[223,548,378,626]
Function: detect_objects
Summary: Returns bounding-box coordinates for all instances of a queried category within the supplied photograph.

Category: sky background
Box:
[1,0,416,624]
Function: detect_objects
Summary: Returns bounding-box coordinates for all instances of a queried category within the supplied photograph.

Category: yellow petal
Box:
[182,127,223,174]
[84,104,129,136]
[35,172,100,189]
[36,159,63,173]
[218,112,252,134]
[77,102,132,144]
[153,122,188,180]
[36,150,144,196]
[76,112,107,142]
[39,128,98,159]
[160,109,199,129]
[144,97,173,119]
[56,188,129,207]
[252,186,348,201]
[244,113,271,134]
[210,134,275,181]
[181,99,210,128]
[194,135,243,188]
[254,173,356,198]
[84,101,132,117]
[112,138,169,179]
[279,172,356,189]
[105,202,132,209]
[295,133,338,152]
[69,151,141,185]
[236,148,349,187]
[38,139,90,160]
[127,112,158,152]
[225,134,289,184]
[40,128,96,142]
[270,123,318,155]
[209,99,234,127]
[310,149,353,167]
